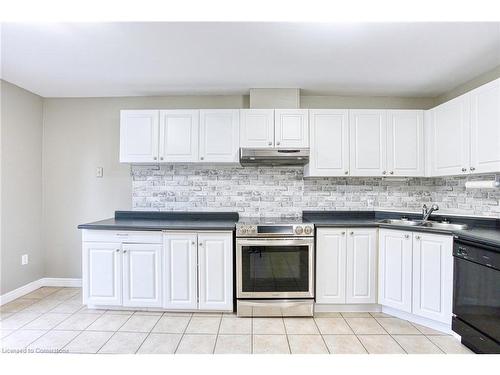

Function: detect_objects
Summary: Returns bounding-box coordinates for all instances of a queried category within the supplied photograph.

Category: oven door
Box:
[236,237,314,299]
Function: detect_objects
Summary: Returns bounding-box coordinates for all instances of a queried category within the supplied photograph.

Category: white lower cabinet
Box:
[412,232,453,323]
[346,229,377,304]
[83,242,122,306]
[163,233,198,310]
[197,233,233,310]
[122,243,163,308]
[378,229,453,324]
[316,228,377,304]
[378,229,413,312]
[163,231,233,311]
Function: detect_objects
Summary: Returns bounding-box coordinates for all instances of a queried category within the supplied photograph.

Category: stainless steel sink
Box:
[378,219,423,226]
[419,221,468,230]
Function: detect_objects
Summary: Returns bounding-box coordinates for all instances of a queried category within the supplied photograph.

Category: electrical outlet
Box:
[96,167,103,178]
[21,254,29,265]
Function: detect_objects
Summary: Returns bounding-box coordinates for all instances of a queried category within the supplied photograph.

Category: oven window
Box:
[241,245,309,293]
[453,258,500,342]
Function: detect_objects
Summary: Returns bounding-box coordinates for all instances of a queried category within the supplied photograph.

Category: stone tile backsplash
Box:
[131,165,500,218]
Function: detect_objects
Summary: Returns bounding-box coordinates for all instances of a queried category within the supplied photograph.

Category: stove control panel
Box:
[236,224,314,237]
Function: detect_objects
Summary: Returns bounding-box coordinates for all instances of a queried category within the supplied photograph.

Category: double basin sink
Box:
[378,218,468,231]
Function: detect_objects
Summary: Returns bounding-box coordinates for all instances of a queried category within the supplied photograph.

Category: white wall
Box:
[0,81,44,294]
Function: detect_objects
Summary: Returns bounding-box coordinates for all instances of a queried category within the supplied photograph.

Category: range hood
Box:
[239,148,309,166]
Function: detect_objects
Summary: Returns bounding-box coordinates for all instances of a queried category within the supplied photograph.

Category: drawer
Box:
[82,230,162,244]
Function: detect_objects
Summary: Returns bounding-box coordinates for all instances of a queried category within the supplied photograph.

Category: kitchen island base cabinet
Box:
[316,228,377,305]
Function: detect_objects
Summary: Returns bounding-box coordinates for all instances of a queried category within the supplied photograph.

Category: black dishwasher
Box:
[452,238,500,353]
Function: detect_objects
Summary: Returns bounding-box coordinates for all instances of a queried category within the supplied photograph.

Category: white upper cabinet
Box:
[122,243,163,308]
[240,109,274,148]
[159,110,199,162]
[274,109,309,148]
[346,228,377,304]
[163,233,198,310]
[349,110,387,176]
[470,78,500,173]
[306,110,349,177]
[83,242,122,306]
[316,228,347,304]
[412,232,453,324]
[197,233,233,311]
[199,110,240,163]
[386,110,424,176]
[120,110,159,163]
[429,95,470,176]
[378,229,413,313]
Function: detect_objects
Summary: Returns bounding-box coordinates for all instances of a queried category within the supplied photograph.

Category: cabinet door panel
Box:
[378,229,412,312]
[387,110,424,176]
[159,110,199,162]
[306,110,349,177]
[83,242,122,306]
[316,228,347,304]
[164,233,198,310]
[199,110,240,163]
[274,109,309,148]
[198,233,233,311]
[240,109,274,148]
[349,110,387,176]
[470,78,500,173]
[412,233,453,324]
[430,96,470,176]
[123,244,162,308]
[120,110,159,163]
[346,229,377,304]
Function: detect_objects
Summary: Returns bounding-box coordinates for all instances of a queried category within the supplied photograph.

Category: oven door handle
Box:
[237,299,312,308]
[236,238,314,247]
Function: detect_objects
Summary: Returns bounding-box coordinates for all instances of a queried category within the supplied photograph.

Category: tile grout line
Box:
[173,313,194,354]
[94,312,136,354]
[282,317,291,354]
[134,312,164,354]
[342,316,369,354]
[212,315,223,354]
[312,317,331,354]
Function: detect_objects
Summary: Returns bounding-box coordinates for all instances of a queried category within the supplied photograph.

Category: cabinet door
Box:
[198,233,233,311]
[159,110,199,162]
[412,232,453,324]
[470,78,500,174]
[378,229,412,312]
[122,244,162,308]
[346,228,377,304]
[430,95,470,176]
[387,110,424,176]
[316,228,347,304]
[199,110,240,163]
[274,109,309,148]
[240,109,274,148]
[349,110,387,176]
[306,110,349,177]
[120,110,159,163]
[83,242,122,306]
[163,233,198,310]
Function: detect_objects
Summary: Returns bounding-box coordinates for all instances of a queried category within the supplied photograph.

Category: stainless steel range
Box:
[235,218,315,317]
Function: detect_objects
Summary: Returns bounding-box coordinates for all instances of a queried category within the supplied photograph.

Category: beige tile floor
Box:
[0,287,474,354]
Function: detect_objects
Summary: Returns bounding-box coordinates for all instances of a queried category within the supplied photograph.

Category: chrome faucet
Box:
[422,204,439,221]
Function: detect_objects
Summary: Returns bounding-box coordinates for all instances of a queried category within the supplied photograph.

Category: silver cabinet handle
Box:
[461,168,467,172]
[199,242,203,246]
[350,231,354,235]
[160,157,164,161]
[191,241,196,245]
[344,171,349,175]
[200,156,204,160]
[382,171,387,175]
[153,157,157,160]
[415,235,421,240]
[341,231,346,235]
[404,234,410,239]
[470,167,476,171]
[123,250,127,253]
[276,142,280,146]
[268,142,272,146]
[115,249,120,252]
[390,171,394,175]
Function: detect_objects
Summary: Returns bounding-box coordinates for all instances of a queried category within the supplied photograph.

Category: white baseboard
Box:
[314,303,382,313]
[381,306,452,334]
[0,277,82,306]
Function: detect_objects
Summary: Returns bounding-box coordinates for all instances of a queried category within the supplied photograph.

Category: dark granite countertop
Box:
[78,211,239,231]
[303,210,500,248]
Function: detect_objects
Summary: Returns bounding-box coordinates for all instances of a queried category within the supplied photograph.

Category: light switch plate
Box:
[21,254,29,265]
[96,167,103,178]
